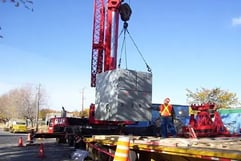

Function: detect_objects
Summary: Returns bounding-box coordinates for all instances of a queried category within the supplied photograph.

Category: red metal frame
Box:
[91,0,105,87]
[91,0,121,87]
[183,103,229,137]
[104,0,120,72]
[87,142,115,158]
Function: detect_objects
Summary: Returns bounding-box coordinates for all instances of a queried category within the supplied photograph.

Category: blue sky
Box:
[1,0,241,111]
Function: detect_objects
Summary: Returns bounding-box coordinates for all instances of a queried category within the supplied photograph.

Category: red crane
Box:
[90,0,131,87]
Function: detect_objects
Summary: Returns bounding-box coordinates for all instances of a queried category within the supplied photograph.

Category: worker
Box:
[159,98,177,138]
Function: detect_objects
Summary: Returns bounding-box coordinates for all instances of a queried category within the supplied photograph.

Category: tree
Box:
[80,108,90,118]
[0,90,20,121]
[1,0,33,10]
[0,95,13,122]
[17,86,37,124]
[0,0,33,38]
[39,108,56,121]
[0,27,3,39]
[0,84,48,125]
[186,87,240,109]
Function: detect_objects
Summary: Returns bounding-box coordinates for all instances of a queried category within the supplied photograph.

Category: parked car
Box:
[8,119,27,133]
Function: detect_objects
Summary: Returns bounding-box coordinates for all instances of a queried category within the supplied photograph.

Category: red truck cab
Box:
[48,117,68,133]
[48,117,89,133]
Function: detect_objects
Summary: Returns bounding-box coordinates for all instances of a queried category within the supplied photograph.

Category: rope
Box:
[88,143,114,158]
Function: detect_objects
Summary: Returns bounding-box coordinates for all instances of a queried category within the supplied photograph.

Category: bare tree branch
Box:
[0,0,34,38]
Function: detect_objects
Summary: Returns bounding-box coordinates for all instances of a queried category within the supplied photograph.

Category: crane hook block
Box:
[119,3,132,22]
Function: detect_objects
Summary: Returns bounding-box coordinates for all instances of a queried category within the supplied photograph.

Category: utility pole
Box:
[36,83,41,132]
[81,88,85,117]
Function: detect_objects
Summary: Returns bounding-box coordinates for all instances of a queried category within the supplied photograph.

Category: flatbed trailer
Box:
[33,132,68,144]
[33,132,65,138]
[32,124,124,145]
[84,135,241,161]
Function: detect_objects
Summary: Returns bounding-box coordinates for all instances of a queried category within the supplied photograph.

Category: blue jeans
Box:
[160,116,176,138]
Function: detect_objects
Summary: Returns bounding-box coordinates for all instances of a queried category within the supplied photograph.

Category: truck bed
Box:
[84,135,241,161]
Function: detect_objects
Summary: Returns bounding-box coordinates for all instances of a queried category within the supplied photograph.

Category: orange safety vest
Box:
[160,104,172,116]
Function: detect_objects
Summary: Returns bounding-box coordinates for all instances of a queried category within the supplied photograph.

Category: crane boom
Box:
[91,0,121,87]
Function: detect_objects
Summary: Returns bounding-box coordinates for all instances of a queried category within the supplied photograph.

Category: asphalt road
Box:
[0,129,82,161]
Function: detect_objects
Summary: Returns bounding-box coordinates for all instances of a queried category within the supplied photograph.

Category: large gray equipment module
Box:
[95,69,152,121]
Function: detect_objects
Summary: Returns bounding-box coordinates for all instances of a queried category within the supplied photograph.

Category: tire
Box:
[10,128,13,133]
[56,137,66,144]
[67,136,74,146]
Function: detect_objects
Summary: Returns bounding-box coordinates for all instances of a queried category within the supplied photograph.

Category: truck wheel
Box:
[56,137,66,144]
[56,138,60,144]
[67,136,74,146]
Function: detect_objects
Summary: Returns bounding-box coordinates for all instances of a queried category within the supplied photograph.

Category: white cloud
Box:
[232,16,241,26]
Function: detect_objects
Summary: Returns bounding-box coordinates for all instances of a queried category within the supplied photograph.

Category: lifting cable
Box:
[118,2,152,73]
[126,28,152,73]
[118,23,128,69]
